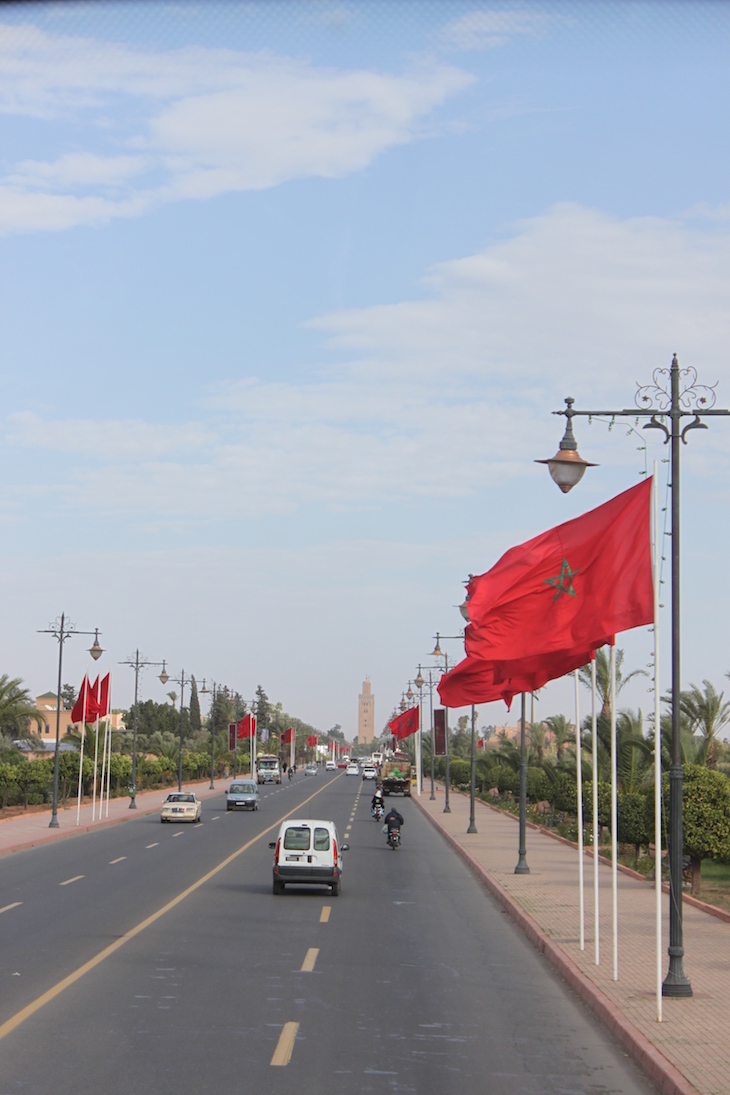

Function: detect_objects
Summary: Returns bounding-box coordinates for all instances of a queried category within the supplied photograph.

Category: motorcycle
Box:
[288,766,294,781]
[387,826,401,850]
[373,801,383,822]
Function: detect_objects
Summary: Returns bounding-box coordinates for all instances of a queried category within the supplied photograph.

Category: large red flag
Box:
[282,727,295,745]
[464,479,653,662]
[97,674,111,718]
[307,735,317,747]
[387,706,419,740]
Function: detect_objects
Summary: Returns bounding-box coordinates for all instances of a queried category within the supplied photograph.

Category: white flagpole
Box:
[610,643,618,980]
[91,709,100,821]
[574,669,585,951]
[105,711,112,817]
[592,655,600,965]
[102,672,113,818]
[416,697,422,796]
[653,462,663,1022]
[76,677,88,826]
[98,717,108,820]
[290,728,294,771]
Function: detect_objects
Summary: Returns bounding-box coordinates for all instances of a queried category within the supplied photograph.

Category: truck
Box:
[256,754,282,784]
[380,752,412,796]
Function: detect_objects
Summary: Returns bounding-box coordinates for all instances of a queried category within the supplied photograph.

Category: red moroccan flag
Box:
[307,735,317,747]
[465,479,653,662]
[388,706,419,740]
[97,674,111,718]
[71,675,100,723]
[237,713,255,739]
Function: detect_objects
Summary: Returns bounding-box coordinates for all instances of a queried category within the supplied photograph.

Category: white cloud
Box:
[0,22,473,233]
[439,9,553,51]
[6,202,730,525]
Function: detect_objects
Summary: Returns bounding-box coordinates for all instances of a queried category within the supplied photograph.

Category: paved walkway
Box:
[0,778,229,856]
[414,786,729,1095]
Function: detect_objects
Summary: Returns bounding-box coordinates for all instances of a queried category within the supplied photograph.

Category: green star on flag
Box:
[544,558,580,602]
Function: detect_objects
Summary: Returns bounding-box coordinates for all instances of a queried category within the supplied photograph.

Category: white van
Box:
[270,818,349,896]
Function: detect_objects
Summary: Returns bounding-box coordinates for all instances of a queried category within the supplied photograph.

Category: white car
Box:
[325,759,337,771]
[270,818,349,896]
[160,792,202,823]
[346,762,359,776]
[361,765,377,780]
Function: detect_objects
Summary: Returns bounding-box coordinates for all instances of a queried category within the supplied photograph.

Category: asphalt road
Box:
[0,771,657,1094]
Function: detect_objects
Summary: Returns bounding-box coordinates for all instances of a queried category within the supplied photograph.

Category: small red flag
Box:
[97,674,111,718]
[71,675,101,723]
[237,713,256,739]
[465,479,653,663]
[307,734,317,747]
[387,706,419,740]
[282,727,295,744]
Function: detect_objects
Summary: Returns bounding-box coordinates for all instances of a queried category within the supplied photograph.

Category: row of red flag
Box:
[71,674,112,723]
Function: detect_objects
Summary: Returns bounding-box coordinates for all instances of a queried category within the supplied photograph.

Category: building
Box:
[358,677,375,744]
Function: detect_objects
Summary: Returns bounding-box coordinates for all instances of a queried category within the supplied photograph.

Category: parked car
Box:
[325,759,337,771]
[270,819,349,895]
[226,780,258,811]
[361,765,377,780]
[160,792,202,823]
[346,762,359,776]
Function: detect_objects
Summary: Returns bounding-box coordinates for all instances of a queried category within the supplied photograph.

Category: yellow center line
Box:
[0,780,333,1044]
[0,902,22,915]
[271,1022,299,1066]
[320,906,331,923]
[300,948,319,972]
[109,857,126,865]
[59,875,84,886]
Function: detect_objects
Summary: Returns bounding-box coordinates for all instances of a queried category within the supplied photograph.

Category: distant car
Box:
[362,765,377,780]
[346,762,359,776]
[160,792,202,823]
[226,780,258,811]
[304,764,318,776]
[325,759,337,771]
[270,818,349,896]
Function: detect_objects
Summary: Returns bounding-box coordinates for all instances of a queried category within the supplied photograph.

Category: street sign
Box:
[434,709,446,755]
[228,723,236,751]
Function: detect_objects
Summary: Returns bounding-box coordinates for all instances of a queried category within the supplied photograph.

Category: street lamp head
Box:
[431,632,443,658]
[535,397,598,493]
[89,629,103,661]
[406,684,414,703]
[399,693,407,712]
[414,666,425,689]
[158,660,169,686]
[200,678,208,694]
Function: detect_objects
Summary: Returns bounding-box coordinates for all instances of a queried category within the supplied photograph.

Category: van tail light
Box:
[333,838,338,865]
[274,838,281,865]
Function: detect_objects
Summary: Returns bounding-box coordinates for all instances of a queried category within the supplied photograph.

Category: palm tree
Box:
[0,675,45,742]
[677,680,730,769]
[528,721,546,764]
[167,691,178,710]
[578,647,648,722]
[544,713,573,761]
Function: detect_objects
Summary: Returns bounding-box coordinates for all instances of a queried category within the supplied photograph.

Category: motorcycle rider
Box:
[384,805,404,842]
[371,783,385,816]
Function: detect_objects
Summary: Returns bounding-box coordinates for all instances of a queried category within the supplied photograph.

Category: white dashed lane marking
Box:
[109,857,127,864]
[59,876,84,887]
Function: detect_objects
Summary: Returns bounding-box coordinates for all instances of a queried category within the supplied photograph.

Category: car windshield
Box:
[283,826,311,851]
[259,761,277,769]
[167,794,194,803]
[230,784,254,794]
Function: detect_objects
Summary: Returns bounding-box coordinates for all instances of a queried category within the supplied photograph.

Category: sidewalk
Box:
[0,779,226,857]
[414,786,729,1095]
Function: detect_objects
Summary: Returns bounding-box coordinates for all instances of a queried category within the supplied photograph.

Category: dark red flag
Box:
[307,735,317,747]
[387,706,419,740]
[237,713,255,739]
[282,727,295,744]
[437,645,595,709]
[71,675,101,723]
[97,674,111,718]
[465,479,652,662]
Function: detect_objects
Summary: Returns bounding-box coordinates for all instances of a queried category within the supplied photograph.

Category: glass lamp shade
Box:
[159,663,169,685]
[535,449,597,493]
[414,669,425,689]
[89,630,103,661]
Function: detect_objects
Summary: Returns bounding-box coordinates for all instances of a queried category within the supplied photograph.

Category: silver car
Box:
[226,780,259,811]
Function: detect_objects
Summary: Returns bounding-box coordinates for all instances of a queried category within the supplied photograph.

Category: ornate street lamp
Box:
[119,651,168,808]
[539,354,730,997]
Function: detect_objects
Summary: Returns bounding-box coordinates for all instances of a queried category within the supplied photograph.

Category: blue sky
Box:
[2,1,730,736]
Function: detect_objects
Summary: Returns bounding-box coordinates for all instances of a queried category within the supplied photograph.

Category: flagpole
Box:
[515,693,529,873]
[76,677,88,827]
[91,710,100,822]
[98,716,107,822]
[653,461,663,1023]
[592,655,600,966]
[610,644,618,981]
[105,672,113,817]
[574,669,585,951]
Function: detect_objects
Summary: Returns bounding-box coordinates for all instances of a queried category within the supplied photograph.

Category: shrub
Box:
[448,758,470,788]
[617,791,649,863]
[526,767,550,803]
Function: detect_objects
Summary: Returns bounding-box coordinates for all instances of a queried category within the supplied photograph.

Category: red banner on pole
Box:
[433,709,446,755]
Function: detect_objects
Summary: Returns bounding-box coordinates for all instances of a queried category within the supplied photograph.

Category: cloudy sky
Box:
[2,1,730,737]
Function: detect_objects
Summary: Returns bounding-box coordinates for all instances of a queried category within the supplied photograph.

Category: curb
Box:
[413,794,700,1095]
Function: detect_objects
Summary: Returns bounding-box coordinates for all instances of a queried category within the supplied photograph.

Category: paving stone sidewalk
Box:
[0,778,226,856]
[414,786,729,1095]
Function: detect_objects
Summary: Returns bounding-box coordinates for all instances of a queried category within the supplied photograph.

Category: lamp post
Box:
[120,652,168,809]
[37,616,102,829]
[538,354,729,997]
[167,669,204,792]
[431,632,463,814]
[514,693,530,873]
